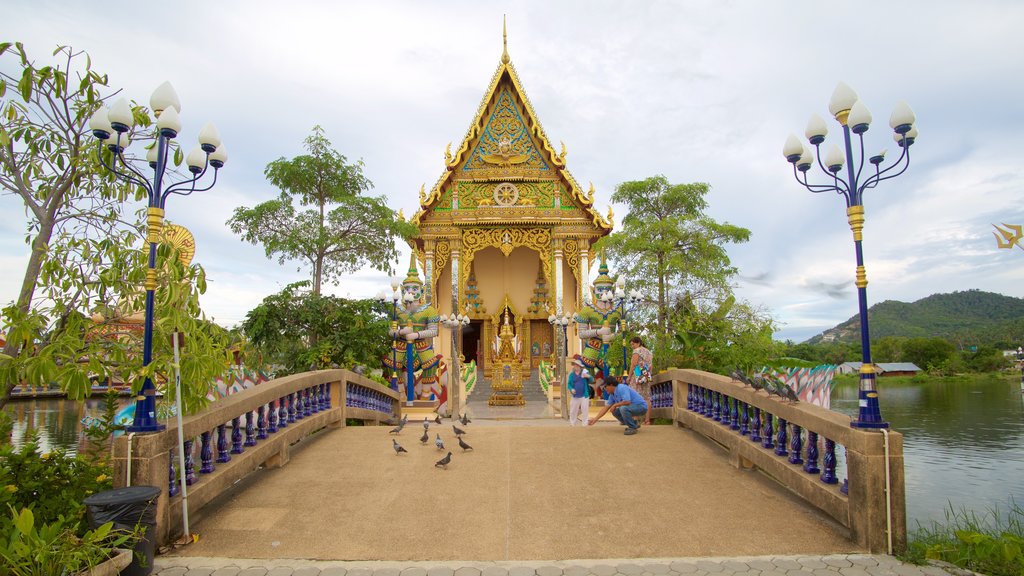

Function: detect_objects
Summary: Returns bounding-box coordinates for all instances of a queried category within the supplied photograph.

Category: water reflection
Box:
[7,397,130,456]
[833,376,1024,526]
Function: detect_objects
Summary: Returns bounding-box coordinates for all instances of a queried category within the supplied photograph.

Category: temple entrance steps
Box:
[466,368,547,403]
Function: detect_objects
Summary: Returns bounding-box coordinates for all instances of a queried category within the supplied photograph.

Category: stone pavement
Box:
[151,554,970,576]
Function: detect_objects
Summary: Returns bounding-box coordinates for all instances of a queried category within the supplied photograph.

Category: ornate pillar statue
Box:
[449,237,462,416]
[553,238,568,417]
[384,254,443,405]
[574,251,621,378]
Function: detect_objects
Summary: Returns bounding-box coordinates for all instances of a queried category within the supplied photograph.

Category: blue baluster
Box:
[821,438,838,484]
[245,411,257,446]
[804,431,820,474]
[184,439,196,485]
[168,451,179,496]
[303,388,312,416]
[729,397,740,430]
[231,417,243,454]
[319,383,328,410]
[712,392,721,421]
[775,418,788,456]
[257,405,268,440]
[325,382,332,409]
[200,431,214,473]
[277,398,287,429]
[750,407,761,442]
[217,424,231,463]
[762,412,774,449]
[288,393,297,423]
[788,424,803,465]
[740,403,749,436]
[686,384,693,410]
[841,479,849,495]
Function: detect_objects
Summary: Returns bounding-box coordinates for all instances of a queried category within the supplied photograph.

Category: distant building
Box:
[837,362,922,377]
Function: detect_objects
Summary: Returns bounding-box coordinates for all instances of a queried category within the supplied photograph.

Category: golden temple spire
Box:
[501,15,510,64]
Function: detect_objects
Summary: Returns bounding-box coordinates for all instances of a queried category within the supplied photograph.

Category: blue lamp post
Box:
[783,82,917,429]
[613,278,642,378]
[88,82,226,432]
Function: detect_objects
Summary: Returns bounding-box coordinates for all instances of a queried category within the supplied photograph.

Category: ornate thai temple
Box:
[408,24,612,396]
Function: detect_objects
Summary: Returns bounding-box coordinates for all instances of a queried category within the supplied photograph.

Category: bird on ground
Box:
[420,430,429,444]
[460,413,471,426]
[778,380,800,403]
[452,424,466,436]
[400,414,408,426]
[435,451,452,469]
[458,436,473,451]
[749,373,767,393]
[434,414,442,424]
[388,424,403,435]
[423,417,430,430]
[435,433,445,450]
[392,439,408,455]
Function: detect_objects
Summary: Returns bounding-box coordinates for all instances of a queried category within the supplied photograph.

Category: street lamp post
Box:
[440,310,470,417]
[89,82,226,432]
[377,281,402,392]
[783,82,917,429]
[613,278,642,379]
[548,312,570,417]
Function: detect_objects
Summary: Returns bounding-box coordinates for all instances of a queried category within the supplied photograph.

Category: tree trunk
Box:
[657,253,667,334]
[0,217,56,409]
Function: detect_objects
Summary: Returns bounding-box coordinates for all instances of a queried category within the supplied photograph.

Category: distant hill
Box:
[806,290,1024,347]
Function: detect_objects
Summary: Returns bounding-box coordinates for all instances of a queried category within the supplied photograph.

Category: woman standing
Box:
[627,336,654,425]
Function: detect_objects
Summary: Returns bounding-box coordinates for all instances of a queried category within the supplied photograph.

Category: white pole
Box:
[172,332,190,540]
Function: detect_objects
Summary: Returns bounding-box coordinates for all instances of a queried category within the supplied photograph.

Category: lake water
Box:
[8,375,1023,529]
[832,375,1023,528]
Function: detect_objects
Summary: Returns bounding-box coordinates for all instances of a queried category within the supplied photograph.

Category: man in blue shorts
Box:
[587,375,648,435]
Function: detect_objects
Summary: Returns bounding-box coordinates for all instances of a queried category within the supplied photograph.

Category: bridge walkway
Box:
[162,418,857,562]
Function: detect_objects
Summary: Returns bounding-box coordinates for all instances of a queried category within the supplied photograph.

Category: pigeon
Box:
[458,436,473,451]
[423,417,430,430]
[435,451,452,469]
[392,439,408,455]
[434,414,442,424]
[400,414,408,426]
[460,413,471,426]
[731,368,753,387]
[420,429,429,444]
[749,373,767,393]
[388,424,404,435]
[779,381,800,403]
[452,424,466,437]
[435,433,445,450]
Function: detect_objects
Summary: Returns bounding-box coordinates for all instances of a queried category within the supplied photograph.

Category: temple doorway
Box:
[463,320,482,371]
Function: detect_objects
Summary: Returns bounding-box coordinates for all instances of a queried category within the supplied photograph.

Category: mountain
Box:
[806,290,1024,347]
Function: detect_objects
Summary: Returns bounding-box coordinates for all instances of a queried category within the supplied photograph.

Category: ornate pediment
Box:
[459,87,551,180]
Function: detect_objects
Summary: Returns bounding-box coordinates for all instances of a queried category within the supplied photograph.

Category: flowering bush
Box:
[0,436,113,538]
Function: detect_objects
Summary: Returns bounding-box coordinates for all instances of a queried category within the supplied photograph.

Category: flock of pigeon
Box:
[388,411,473,469]
[730,369,800,403]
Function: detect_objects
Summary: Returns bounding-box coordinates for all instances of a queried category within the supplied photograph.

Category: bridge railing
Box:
[649,369,905,554]
[112,369,400,547]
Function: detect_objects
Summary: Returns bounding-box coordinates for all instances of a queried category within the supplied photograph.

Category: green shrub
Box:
[0,435,113,538]
[0,506,137,576]
[903,501,1024,576]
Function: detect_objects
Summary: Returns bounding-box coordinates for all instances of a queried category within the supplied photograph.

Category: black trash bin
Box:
[84,485,161,576]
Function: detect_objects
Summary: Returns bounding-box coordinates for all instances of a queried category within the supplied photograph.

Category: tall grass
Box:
[902,500,1023,576]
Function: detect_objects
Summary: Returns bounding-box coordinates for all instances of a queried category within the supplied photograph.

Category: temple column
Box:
[449,237,461,418]
[553,238,567,419]
[424,239,435,305]
[579,240,591,306]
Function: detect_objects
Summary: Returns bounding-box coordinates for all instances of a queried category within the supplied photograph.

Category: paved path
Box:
[152,554,969,576]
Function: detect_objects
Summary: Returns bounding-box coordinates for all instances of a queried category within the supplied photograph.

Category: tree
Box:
[0,42,231,412]
[228,126,417,295]
[241,283,391,376]
[600,176,751,335]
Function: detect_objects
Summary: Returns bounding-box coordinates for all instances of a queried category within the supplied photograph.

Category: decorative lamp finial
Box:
[502,15,510,64]
[404,252,423,286]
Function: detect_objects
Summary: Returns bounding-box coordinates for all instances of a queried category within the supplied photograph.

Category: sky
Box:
[3,0,1024,343]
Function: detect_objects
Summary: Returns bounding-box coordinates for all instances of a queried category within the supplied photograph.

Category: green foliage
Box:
[242,283,391,376]
[0,435,112,539]
[902,501,1024,576]
[667,295,779,374]
[227,126,417,295]
[599,175,751,334]
[0,506,138,576]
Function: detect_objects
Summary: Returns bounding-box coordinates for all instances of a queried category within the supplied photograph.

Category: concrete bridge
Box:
[113,369,906,563]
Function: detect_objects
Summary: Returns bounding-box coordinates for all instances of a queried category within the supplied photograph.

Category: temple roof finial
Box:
[501,15,510,64]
